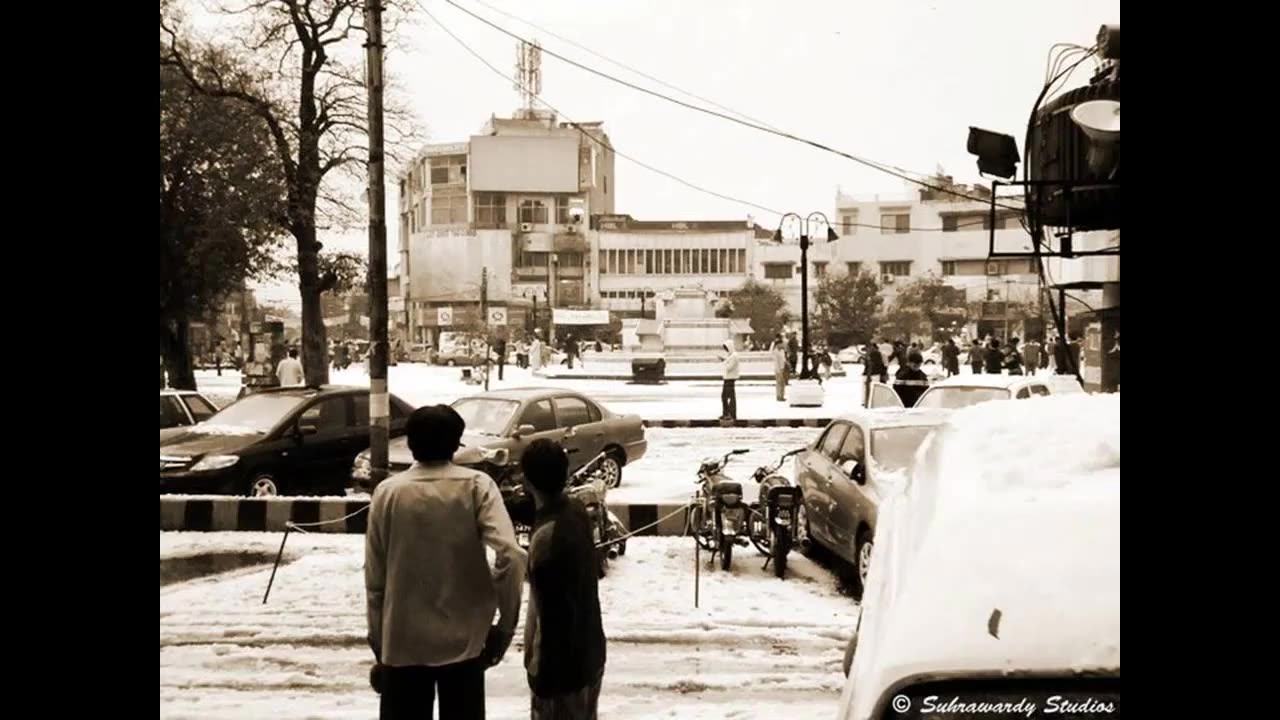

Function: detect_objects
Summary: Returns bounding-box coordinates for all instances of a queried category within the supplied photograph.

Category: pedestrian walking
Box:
[984,338,1005,374]
[1005,337,1024,375]
[365,405,527,720]
[276,348,305,387]
[519,440,608,720]
[894,352,930,408]
[967,340,984,375]
[529,330,545,374]
[720,341,740,420]
[1053,336,1073,375]
[786,333,799,375]
[862,340,888,408]
[771,334,790,402]
[941,338,961,377]
[1023,339,1041,376]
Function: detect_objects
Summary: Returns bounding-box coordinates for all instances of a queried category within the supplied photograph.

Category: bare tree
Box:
[160,0,419,384]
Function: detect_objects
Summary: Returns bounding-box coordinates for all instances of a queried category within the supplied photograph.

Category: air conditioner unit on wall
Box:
[519,223,533,233]
[986,262,1002,275]
[882,274,895,284]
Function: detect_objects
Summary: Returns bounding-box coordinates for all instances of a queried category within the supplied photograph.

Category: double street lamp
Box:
[772,212,839,380]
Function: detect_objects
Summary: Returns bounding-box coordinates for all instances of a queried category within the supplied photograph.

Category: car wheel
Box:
[853,527,873,599]
[796,502,816,555]
[249,474,280,498]
[598,453,623,489]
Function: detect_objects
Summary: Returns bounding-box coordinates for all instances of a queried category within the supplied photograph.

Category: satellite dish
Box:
[1070,100,1119,144]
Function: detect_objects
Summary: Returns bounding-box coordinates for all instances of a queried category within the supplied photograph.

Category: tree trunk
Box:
[161,317,198,391]
[295,222,330,385]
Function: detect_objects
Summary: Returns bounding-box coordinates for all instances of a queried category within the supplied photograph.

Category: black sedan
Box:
[160,385,414,496]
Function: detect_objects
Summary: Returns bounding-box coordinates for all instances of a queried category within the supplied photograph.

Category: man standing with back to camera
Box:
[365,405,527,720]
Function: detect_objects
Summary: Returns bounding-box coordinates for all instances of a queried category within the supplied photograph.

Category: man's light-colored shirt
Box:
[365,461,527,667]
[275,357,305,386]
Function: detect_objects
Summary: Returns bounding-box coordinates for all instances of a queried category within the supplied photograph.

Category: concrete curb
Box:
[641,418,833,428]
[160,497,691,536]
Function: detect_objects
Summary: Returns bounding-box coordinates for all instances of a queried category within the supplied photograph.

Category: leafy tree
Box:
[881,274,963,341]
[718,279,791,346]
[161,0,419,384]
[814,270,883,348]
[160,50,285,390]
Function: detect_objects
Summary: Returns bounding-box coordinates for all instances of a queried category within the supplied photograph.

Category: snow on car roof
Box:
[856,394,1120,703]
[460,386,581,401]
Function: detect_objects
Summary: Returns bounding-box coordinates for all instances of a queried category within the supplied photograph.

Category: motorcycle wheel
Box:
[719,536,733,571]
[749,506,771,556]
[772,527,790,579]
[689,504,715,551]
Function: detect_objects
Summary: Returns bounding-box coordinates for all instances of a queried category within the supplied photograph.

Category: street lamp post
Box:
[773,212,839,380]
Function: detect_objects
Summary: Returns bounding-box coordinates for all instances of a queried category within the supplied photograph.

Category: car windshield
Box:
[452,397,520,436]
[870,426,935,473]
[202,393,308,434]
[914,386,1011,409]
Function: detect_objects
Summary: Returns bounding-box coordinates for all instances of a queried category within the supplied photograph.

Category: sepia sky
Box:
[182,0,1120,308]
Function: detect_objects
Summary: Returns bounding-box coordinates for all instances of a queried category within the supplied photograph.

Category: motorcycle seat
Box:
[713,481,744,497]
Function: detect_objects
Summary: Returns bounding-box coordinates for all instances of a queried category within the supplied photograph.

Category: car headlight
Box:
[352,452,372,480]
[191,455,239,472]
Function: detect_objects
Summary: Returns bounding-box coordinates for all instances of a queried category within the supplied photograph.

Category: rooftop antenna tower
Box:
[514,39,542,120]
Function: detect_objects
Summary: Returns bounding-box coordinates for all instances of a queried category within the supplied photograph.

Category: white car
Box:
[838,394,1120,720]
[866,373,1084,411]
[837,346,864,364]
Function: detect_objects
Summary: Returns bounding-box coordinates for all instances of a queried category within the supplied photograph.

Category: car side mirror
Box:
[840,458,865,484]
[297,421,319,438]
[513,424,537,439]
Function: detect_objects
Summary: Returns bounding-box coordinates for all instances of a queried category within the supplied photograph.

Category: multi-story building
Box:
[397,110,615,345]
[590,215,757,317]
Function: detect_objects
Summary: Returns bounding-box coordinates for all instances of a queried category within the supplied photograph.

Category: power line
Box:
[440,0,1024,211]
[418,3,784,218]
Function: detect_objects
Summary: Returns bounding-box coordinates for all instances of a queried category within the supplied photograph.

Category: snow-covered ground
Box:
[160,533,858,719]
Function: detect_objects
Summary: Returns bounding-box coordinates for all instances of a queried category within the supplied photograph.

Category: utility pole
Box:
[1004,278,1012,341]
[481,267,490,391]
[363,0,389,486]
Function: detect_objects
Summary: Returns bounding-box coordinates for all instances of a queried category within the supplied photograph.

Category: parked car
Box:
[866,373,1084,410]
[161,389,219,431]
[793,409,950,598]
[160,386,414,497]
[836,346,865,364]
[351,388,648,493]
[837,395,1119,720]
[403,342,434,363]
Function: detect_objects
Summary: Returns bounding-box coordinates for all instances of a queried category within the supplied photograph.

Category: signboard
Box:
[553,309,610,325]
[437,307,454,326]
[488,307,508,326]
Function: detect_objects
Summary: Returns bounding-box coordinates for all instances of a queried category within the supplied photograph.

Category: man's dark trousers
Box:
[721,379,737,420]
[380,658,485,720]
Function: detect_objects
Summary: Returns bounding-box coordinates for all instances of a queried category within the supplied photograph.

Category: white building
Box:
[748,178,1049,340]
[396,110,615,345]
[589,215,758,317]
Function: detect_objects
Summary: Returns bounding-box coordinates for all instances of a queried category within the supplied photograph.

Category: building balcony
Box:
[555,266,585,279]
[553,233,589,253]
[515,267,550,279]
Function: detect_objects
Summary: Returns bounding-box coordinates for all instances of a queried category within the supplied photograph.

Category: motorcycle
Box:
[748,448,806,579]
[688,448,752,571]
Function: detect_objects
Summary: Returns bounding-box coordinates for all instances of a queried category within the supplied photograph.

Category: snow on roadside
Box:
[161,533,857,719]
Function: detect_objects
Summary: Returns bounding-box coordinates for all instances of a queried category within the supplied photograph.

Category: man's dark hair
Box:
[521,438,570,497]
[991,338,1001,348]
[406,404,465,463]
[289,348,299,359]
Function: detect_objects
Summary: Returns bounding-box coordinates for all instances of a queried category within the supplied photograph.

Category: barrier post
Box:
[694,538,700,609]
[262,527,291,605]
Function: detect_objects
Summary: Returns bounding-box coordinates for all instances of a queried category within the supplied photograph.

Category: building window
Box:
[880,212,910,234]
[813,262,828,278]
[941,261,957,276]
[846,262,861,276]
[942,216,959,232]
[518,251,548,267]
[475,193,506,226]
[431,191,467,225]
[556,196,572,224]
[700,249,710,274]
[880,261,911,277]
[430,155,466,185]
[558,253,583,268]
[675,249,684,274]
[603,175,608,194]
[841,213,858,234]
[518,199,549,225]
[986,260,1007,275]
[764,263,792,280]
[664,249,674,274]
[738,249,746,273]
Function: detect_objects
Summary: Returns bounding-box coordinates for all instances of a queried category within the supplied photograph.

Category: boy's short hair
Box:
[406,404,465,463]
[289,348,299,358]
[521,438,570,497]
